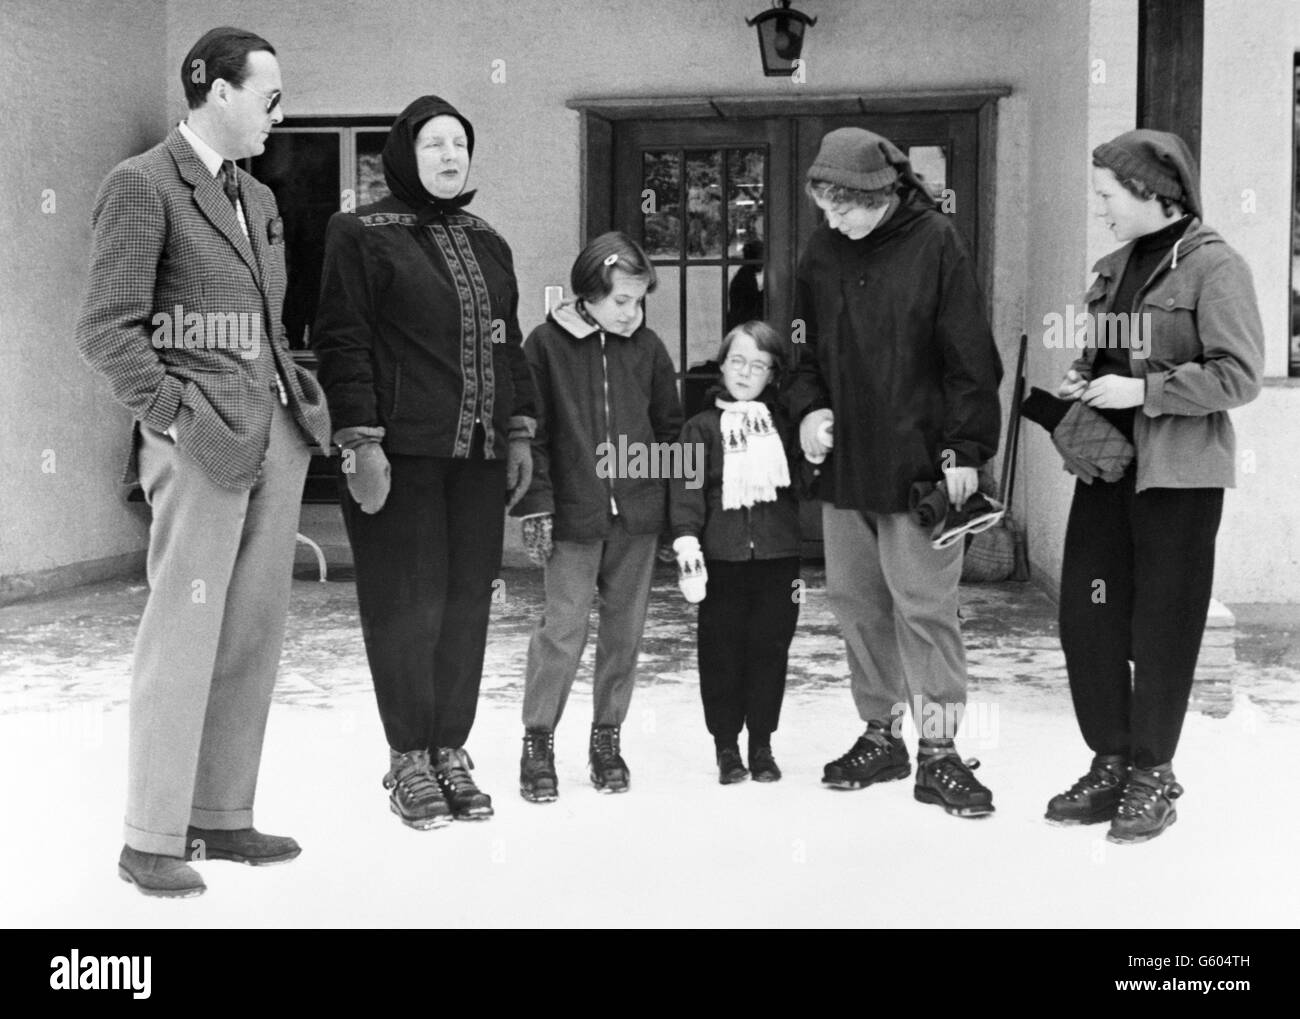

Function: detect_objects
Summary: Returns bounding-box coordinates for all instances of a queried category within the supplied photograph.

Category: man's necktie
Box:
[218,161,241,213]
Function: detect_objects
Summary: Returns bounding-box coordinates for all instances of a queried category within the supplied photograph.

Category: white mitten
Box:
[672,535,708,604]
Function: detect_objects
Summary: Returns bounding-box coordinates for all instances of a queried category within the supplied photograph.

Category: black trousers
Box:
[1058,472,1223,769]
[341,450,505,751]
[697,557,801,746]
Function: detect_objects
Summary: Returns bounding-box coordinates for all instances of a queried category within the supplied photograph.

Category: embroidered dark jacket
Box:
[312,196,535,459]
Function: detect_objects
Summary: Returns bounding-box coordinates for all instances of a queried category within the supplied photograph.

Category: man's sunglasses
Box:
[242,85,282,114]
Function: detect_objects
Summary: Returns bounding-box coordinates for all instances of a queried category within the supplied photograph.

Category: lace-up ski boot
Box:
[383,749,453,829]
[434,747,494,820]
[1045,753,1129,825]
[1107,763,1182,844]
[520,728,558,803]
[914,744,995,817]
[589,724,630,793]
[822,721,910,789]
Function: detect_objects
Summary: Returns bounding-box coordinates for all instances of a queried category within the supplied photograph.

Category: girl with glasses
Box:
[670,321,802,785]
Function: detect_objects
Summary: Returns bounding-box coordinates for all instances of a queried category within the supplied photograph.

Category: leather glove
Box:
[521,514,554,565]
[344,442,391,514]
[672,535,708,604]
[505,438,533,510]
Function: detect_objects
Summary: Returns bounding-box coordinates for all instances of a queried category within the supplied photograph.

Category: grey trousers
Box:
[126,400,309,857]
[822,505,969,730]
[522,519,658,731]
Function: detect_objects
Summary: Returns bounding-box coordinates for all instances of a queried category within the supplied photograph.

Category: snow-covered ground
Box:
[1,570,1296,928]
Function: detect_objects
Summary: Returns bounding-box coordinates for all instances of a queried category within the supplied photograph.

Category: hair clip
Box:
[603,253,620,267]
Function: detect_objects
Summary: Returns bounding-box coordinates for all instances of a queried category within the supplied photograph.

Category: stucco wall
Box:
[1201,0,1300,602]
[1022,0,1300,604]
[6,0,1294,601]
[0,0,165,598]
[1021,0,1136,596]
[161,0,1055,568]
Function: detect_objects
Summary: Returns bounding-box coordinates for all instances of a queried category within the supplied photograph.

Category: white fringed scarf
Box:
[717,398,791,509]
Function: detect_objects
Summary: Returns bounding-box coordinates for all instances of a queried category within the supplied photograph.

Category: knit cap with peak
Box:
[1091,128,1202,219]
[807,127,932,198]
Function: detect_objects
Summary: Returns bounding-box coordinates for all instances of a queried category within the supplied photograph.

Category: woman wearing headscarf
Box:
[1045,130,1263,843]
[313,95,536,830]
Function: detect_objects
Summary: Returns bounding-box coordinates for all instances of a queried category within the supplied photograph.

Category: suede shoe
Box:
[748,743,782,783]
[118,845,206,899]
[914,750,995,817]
[434,747,494,820]
[185,826,301,865]
[822,724,910,789]
[1044,753,1129,825]
[717,745,749,785]
[1107,764,1182,844]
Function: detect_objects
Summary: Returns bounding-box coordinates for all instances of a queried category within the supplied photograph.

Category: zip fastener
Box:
[600,331,617,515]
[1126,236,1188,376]
[746,505,755,558]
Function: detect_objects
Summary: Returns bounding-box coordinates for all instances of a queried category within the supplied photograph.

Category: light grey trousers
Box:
[126,400,309,857]
[522,519,658,732]
[822,505,969,730]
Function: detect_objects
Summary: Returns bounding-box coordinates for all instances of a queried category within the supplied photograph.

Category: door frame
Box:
[569,89,1010,322]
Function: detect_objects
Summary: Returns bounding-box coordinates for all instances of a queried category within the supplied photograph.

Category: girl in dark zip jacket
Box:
[511,232,683,801]
[670,320,802,786]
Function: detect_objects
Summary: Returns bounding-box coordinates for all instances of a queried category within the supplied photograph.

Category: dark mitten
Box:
[1051,401,1135,483]
[909,480,949,530]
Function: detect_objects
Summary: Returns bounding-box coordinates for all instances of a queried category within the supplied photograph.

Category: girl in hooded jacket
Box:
[1045,129,1264,844]
[511,232,683,802]
[669,321,802,785]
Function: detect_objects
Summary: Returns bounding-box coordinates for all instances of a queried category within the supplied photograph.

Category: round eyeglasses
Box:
[724,355,773,376]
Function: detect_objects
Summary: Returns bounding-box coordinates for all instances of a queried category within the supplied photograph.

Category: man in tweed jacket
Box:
[75,27,330,898]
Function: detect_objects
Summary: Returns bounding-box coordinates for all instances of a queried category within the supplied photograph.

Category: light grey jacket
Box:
[1073,219,1264,491]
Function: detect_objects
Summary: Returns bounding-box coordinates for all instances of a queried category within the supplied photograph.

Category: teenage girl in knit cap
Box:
[783,128,1003,817]
[670,321,802,785]
[1046,129,1263,843]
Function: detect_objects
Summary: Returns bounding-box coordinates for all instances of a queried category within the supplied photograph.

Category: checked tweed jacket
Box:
[76,127,331,490]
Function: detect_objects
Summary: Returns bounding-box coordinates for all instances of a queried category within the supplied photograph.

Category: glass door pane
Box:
[640,146,767,391]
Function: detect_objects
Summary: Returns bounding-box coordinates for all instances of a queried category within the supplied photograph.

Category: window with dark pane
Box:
[249,130,341,351]
[247,117,394,351]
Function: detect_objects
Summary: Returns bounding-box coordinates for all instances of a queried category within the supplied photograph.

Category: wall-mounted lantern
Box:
[746,1,817,77]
